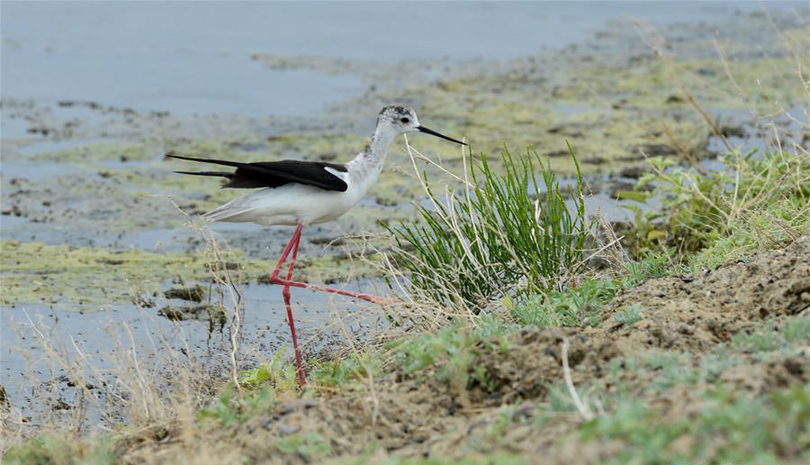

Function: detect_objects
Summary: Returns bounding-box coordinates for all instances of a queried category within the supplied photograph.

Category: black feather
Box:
[167,154,348,191]
[173,170,233,178]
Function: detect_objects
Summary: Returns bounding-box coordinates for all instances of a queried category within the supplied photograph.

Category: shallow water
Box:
[2,1,795,119]
[0,279,392,420]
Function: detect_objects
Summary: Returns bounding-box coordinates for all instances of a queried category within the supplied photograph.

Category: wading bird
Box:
[169,106,466,386]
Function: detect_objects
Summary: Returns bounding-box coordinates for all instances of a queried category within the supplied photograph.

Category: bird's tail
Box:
[201,196,258,223]
[168,152,236,181]
[174,170,233,179]
[168,152,260,222]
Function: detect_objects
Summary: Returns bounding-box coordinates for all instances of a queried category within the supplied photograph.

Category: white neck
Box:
[368,123,398,160]
[347,123,398,192]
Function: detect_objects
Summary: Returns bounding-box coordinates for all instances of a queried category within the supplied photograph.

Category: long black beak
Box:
[417,126,467,146]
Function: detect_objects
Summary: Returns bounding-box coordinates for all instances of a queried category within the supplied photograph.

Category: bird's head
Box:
[377,105,466,145]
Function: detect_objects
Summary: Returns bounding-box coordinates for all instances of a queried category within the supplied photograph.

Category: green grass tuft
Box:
[197,386,275,427]
[385,144,589,310]
[310,353,379,388]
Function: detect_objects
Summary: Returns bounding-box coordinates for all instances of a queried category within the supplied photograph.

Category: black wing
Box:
[167,154,349,192]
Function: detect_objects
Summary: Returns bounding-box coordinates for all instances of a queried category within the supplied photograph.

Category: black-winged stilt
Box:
[169,105,465,385]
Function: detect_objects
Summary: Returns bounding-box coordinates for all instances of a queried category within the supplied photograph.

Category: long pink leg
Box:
[282,228,306,387]
[269,223,386,387]
[274,279,388,304]
[269,223,303,282]
[269,226,389,304]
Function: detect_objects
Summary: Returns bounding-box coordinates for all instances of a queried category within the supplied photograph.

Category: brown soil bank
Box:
[121,235,810,464]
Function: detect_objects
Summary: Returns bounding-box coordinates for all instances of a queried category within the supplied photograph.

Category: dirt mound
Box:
[452,234,810,407]
[592,233,810,354]
[464,328,621,406]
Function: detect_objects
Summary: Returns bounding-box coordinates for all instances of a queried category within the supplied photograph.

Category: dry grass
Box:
[0,207,253,454]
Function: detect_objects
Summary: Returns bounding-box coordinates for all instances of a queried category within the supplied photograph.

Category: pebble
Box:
[278,424,301,436]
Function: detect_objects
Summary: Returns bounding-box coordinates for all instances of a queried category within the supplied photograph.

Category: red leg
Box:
[268,225,390,305]
[267,224,392,383]
[282,228,306,387]
[273,279,390,304]
[270,223,303,282]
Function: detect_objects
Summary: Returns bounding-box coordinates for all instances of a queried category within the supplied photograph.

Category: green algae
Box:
[557,56,806,111]
[251,53,369,75]
[21,140,161,163]
[164,284,206,302]
[0,238,383,309]
[0,240,260,309]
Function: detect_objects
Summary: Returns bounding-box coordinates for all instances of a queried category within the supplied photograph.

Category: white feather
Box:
[203,179,366,226]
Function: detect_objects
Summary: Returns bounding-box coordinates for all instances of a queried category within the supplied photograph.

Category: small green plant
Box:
[641,350,696,389]
[579,385,810,464]
[197,385,274,426]
[511,249,693,330]
[732,316,810,353]
[310,353,379,388]
[691,194,809,270]
[385,144,588,310]
[614,304,645,327]
[510,278,618,328]
[698,349,741,380]
[239,348,300,392]
[274,433,331,462]
[621,248,686,287]
[622,149,809,260]
[387,319,510,389]
[2,435,118,465]
[474,313,518,338]
[783,316,810,343]
[390,326,473,378]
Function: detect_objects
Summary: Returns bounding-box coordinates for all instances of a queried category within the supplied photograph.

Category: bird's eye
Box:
[400,117,410,124]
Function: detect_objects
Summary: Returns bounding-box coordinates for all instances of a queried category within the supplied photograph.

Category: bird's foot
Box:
[268,277,391,305]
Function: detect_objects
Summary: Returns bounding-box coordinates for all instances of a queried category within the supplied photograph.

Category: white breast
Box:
[203,174,373,227]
